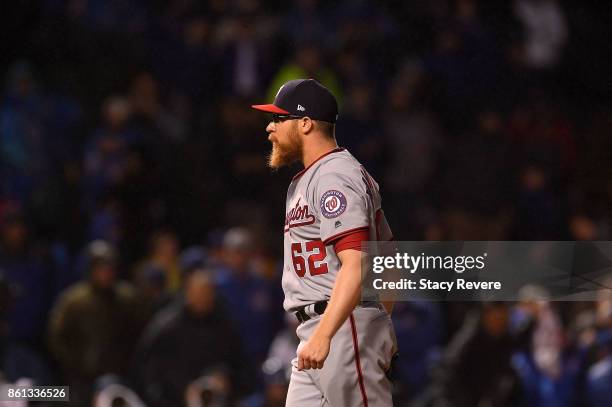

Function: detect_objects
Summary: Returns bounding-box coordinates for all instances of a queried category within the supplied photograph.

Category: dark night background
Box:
[1,1,612,406]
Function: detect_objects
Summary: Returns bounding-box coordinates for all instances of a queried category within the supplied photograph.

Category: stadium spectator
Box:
[424,302,522,406]
[0,208,53,346]
[134,230,182,293]
[0,62,51,203]
[392,301,444,403]
[441,109,515,215]
[218,12,273,99]
[133,262,170,317]
[147,13,216,107]
[48,240,145,405]
[128,71,187,143]
[513,0,568,70]
[0,207,55,384]
[266,42,342,105]
[568,213,600,241]
[0,270,11,376]
[585,331,612,406]
[382,63,444,236]
[280,0,331,46]
[335,80,384,176]
[133,269,250,406]
[214,228,284,373]
[82,96,134,209]
[515,165,562,239]
[511,286,584,407]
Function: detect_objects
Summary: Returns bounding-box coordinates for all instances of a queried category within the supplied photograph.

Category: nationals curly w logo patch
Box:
[320,190,347,219]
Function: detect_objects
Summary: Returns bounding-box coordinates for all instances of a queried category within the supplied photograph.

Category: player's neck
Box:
[302,139,339,168]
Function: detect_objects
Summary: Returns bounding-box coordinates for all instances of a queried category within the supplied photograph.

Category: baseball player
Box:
[252,79,397,406]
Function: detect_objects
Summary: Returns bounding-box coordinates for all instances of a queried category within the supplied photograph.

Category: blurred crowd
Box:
[1,0,612,406]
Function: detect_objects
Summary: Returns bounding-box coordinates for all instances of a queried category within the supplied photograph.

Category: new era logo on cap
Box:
[251,79,338,123]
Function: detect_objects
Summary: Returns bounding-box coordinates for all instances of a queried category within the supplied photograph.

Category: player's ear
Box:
[300,117,314,135]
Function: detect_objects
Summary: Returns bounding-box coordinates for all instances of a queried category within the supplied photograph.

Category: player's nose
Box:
[266,121,275,133]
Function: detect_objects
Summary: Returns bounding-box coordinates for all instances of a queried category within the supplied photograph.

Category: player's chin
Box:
[267,150,283,169]
[268,144,301,169]
[267,146,287,169]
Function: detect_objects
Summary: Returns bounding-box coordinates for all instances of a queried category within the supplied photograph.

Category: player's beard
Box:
[267,122,303,169]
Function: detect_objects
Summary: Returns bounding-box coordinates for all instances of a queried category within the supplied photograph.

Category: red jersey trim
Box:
[334,229,369,253]
[350,313,369,406]
[322,226,369,245]
[292,147,345,181]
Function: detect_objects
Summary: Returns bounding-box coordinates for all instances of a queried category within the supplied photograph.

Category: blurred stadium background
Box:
[1,0,612,406]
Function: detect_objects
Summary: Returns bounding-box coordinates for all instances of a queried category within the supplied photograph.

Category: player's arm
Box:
[376,211,396,315]
[379,245,398,316]
[297,248,362,370]
[382,299,395,315]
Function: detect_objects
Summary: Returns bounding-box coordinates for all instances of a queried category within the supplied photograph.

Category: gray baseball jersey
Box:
[282,147,393,311]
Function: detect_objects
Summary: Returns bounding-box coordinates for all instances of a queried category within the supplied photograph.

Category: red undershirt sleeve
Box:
[332,229,370,253]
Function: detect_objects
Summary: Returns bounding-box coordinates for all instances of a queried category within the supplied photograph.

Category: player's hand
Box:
[297,333,331,370]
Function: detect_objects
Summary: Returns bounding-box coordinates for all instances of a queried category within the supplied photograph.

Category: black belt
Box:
[294,301,383,323]
[294,301,328,324]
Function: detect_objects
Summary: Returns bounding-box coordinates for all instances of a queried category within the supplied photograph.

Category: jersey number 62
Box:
[291,241,329,277]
